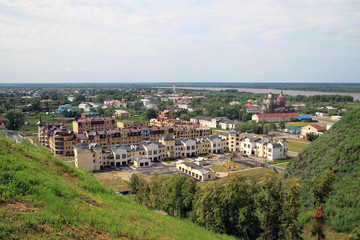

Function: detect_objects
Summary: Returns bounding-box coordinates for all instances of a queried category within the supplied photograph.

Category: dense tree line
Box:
[129,171,336,239]
[129,172,330,239]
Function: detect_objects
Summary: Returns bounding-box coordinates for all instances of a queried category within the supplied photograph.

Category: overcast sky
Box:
[1,0,360,83]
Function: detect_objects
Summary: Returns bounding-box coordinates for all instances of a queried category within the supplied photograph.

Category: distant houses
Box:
[190,116,241,129]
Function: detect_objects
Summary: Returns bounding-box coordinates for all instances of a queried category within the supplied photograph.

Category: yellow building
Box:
[134,158,151,168]
[219,129,243,152]
[176,162,215,181]
[49,128,76,156]
[301,124,326,138]
[73,117,115,134]
[74,142,102,171]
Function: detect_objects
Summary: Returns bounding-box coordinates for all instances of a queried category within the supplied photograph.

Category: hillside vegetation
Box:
[283,108,360,233]
[0,136,234,240]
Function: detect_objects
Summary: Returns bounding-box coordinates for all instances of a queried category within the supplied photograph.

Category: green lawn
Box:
[287,139,310,153]
[274,163,288,168]
[285,122,326,127]
[209,162,244,172]
[228,167,274,179]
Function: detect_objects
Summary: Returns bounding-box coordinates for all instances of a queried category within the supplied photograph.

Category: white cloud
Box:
[0,0,359,83]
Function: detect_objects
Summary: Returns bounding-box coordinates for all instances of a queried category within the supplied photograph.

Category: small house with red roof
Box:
[301,124,326,138]
[0,119,7,129]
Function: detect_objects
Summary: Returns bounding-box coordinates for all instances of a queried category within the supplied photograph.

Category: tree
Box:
[279,179,302,240]
[161,174,196,218]
[310,170,335,240]
[193,181,224,232]
[306,132,319,142]
[145,108,158,120]
[279,121,286,131]
[220,176,262,239]
[129,173,150,206]
[256,174,302,240]
[5,110,25,130]
[263,124,272,135]
[149,173,165,209]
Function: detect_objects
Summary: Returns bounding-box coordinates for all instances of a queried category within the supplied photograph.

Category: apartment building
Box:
[37,121,68,148]
[174,126,212,138]
[219,130,288,161]
[242,137,288,161]
[49,128,76,156]
[74,135,226,171]
[190,116,228,128]
[74,141,165,170]
[219,129,243,152]
[159,135,226,158]
[73,117,115,134]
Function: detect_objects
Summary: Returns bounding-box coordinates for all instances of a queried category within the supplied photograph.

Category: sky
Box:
[0,0,360,84]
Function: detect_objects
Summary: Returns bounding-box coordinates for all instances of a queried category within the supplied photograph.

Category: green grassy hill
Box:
[0,136,234,240]
[283,108,360,233]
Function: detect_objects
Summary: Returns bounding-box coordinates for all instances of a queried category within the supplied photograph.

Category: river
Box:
[162,87,360,100]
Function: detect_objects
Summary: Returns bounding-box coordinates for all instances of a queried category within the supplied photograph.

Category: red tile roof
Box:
[255,113,298,118]
[311,124,326,131]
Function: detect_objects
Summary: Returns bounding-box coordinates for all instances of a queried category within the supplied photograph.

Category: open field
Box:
[228,167,274,179]
[285,122,326,127]
[287,139,310,153]
[93,171,133,192]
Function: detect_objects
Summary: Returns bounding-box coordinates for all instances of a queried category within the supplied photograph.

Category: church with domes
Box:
[260,89,288,114]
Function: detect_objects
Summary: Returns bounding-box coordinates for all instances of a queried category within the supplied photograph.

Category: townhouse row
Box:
[74,135,226,171]
[38,119,211,156]
[219,129,288,161]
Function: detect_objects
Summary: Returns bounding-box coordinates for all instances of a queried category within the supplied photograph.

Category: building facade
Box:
[252,113,299,123]
[73,117,115,134]
[176,162,216,182]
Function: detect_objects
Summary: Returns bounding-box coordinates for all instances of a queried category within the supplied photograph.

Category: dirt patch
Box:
[154,210,168,216]
[0,198,39,214]
[215,172,229,178]
[56,226,115,240]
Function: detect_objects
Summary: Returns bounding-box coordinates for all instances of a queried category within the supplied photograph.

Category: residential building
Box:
[219,129,243,152]
[176,162,216,182]
[218,120,241,130]
[113,110,131,118]
[252,113,299,123]
[190,116,228,128]
[246,105,261,114]
[331,116,342,121]
[284,126,301,134]
[219,130,288,161]
[49,127,76,156]
[301,125,326,138]
[134,158,151,168]
[73,117,115,134]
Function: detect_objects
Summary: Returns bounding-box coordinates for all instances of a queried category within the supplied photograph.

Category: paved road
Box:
[0,130,24,143]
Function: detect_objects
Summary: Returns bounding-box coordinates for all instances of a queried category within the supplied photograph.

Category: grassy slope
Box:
[0,136,234,240]
[282,108,360,233]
